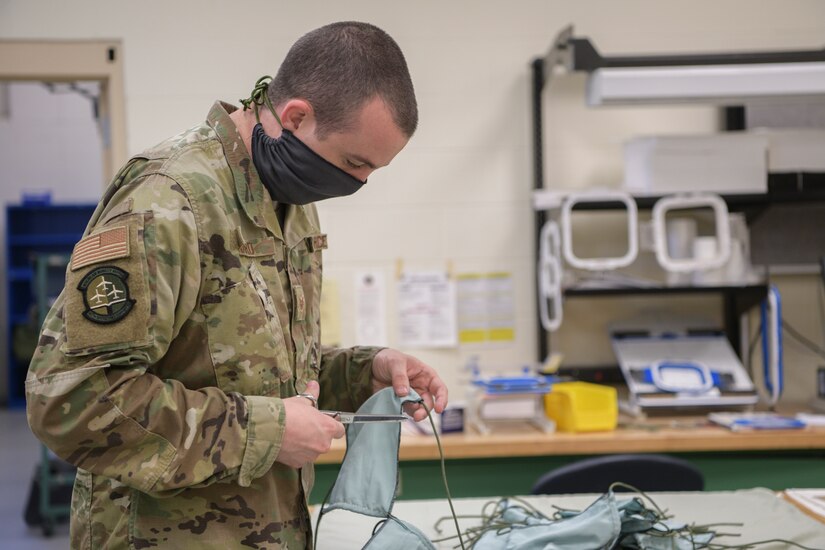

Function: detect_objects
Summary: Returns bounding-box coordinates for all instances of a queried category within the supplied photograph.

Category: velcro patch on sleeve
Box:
[64,215,151,356]
[71,226,130,271]
[77,265,136,324]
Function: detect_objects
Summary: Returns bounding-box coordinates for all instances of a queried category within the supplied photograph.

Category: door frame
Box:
[0,39,126,180]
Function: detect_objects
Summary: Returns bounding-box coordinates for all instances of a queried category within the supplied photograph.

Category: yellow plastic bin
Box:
[544,381,618,433]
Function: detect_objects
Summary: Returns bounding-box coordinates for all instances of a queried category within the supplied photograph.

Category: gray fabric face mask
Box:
[473,493,622,550]
[315,387,435,549]
[472,494,715,550]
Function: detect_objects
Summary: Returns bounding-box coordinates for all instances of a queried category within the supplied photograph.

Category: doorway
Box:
[0,40,126,404]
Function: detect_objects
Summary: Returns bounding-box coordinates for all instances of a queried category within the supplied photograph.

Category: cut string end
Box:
[239,75,283,128]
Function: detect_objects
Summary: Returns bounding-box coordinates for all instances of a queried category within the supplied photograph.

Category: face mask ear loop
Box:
[240,75,284,128]
[261,88,284,129]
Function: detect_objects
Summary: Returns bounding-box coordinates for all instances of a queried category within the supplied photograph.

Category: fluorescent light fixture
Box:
[587,62,825,106]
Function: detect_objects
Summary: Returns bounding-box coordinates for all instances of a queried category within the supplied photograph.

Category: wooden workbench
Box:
[311,413,825,502]
[317,417,825,464]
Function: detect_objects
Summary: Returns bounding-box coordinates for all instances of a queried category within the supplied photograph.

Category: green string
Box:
[433,496,550,548]
[239,75,283,127]
[608,481,669,517]
[424,401,466,550]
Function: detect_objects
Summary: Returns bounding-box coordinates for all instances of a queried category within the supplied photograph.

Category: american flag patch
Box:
[70,226,130,271]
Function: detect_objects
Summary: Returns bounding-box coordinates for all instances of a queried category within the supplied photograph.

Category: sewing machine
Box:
[611,316,760,415]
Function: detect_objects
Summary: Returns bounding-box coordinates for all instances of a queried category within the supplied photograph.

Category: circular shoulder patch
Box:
[77,265,136,324]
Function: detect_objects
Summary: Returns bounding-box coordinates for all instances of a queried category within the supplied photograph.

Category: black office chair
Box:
[530,453,704,495]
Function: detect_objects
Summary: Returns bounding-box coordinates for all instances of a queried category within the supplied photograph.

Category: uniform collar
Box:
[206,101,320,247]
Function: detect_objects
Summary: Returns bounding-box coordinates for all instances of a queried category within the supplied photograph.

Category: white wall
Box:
[2,0,825,405]
[0,83,103,202]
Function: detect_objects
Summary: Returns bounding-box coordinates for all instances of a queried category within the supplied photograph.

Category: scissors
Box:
[320,410,408,424]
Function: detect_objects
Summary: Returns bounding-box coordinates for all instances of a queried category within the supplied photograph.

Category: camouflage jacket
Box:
[26,102,380,549]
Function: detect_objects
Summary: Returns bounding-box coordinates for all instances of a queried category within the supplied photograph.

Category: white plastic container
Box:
[624,134,768,195]
[759,128,825,172]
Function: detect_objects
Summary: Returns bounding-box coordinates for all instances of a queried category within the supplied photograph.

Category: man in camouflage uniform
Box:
[26,22,447,549]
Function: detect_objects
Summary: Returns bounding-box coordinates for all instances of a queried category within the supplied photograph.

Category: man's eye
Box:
[345,159,364,169]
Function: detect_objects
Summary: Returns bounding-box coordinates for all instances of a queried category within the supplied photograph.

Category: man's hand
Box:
[371,349,448,422]
[276,381,345,468]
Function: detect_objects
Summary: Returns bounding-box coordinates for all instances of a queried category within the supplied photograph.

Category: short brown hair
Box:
[268,21,418,138]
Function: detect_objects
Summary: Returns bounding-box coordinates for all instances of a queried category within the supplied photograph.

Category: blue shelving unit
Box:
[5,204,96,408]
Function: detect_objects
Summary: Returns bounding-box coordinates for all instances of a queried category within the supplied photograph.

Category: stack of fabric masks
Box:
[463,493,716,550]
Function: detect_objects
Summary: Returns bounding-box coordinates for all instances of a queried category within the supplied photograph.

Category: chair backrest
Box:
[530,453,704,495]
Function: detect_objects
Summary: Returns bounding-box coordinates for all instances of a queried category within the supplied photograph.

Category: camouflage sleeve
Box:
[317,345,383,412]
[26,174,282,496]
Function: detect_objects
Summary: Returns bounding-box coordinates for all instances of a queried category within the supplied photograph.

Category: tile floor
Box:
[0,409,70,548]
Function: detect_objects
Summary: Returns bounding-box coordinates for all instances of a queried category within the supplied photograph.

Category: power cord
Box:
[782,319,825,361]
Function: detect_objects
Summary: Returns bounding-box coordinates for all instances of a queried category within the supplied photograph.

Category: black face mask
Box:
[250,123,365,205]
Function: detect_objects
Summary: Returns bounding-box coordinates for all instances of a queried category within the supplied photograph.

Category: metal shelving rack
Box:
[530,26,825,364]
[5,203,96,408]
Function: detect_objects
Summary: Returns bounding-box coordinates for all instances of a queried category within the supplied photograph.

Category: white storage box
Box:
[623,134,768,195]
[758,128,825,172]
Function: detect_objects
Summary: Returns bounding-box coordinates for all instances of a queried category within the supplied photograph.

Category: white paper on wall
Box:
[397,270,457,348]
[457,272,515,344]
[354,270,388,346]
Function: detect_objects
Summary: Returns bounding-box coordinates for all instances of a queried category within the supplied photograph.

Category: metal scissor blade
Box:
[319,410,407,424]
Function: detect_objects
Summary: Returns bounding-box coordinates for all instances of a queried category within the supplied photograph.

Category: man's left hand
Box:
[371,349,448,421]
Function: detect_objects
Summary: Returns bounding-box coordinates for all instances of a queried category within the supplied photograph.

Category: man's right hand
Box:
[276,380,345,468]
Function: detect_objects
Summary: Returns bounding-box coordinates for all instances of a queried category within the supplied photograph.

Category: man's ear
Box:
[279,99,313,131]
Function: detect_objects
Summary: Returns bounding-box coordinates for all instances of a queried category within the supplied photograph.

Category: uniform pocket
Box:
[201,262,289,396]
[291,236,324,382]
[247,262,293,385]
